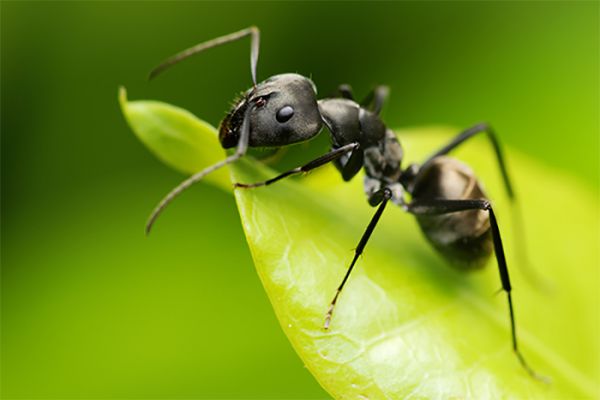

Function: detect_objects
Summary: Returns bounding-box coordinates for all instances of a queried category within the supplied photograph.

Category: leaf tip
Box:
[118,86,128,109]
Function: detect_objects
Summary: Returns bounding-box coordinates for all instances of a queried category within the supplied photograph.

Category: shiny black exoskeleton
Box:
[145,27,546,381]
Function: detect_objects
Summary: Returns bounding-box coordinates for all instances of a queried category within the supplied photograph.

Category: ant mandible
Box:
[146,26,545,381]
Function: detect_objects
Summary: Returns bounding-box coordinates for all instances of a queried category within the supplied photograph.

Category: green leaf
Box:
[119,86,229,190]
[120,91,599,399]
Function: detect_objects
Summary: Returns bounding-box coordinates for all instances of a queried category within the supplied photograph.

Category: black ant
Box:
[146,27,546,381]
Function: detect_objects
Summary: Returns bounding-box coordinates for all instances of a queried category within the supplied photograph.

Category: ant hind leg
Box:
[406,198,549,382]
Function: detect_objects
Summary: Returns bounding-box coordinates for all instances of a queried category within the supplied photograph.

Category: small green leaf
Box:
[119,86,229,189]
[120,93,598,399]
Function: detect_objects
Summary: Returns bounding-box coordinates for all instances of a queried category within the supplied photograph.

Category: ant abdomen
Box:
[411,156,493,269]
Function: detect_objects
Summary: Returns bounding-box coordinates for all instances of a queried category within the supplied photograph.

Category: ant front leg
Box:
[406,198,549,382]
[234,142,359,189]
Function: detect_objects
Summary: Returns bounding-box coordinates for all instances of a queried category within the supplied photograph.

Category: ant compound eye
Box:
[276,105,294,123]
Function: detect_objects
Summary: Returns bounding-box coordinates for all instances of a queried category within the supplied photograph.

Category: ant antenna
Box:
[145,104,253,235]
[149,26,260,87]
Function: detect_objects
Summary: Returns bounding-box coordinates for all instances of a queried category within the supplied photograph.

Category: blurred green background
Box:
[2,2,598,399]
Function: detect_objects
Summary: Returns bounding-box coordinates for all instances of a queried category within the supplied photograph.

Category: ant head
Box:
[219,73,323,149]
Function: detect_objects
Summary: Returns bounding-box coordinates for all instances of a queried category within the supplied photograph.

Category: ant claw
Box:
[234,182,264,189]
[323,316,332,330]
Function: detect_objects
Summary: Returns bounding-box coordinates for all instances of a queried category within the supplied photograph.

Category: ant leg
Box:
[406,198,548,382]
[336,84,355,100]
[421,124,549,290]
[145,105,254,235]
[360,85,389,115]
[324,188,392,329]
[421,123,513,199]
[234,142,359,189]
[335,84,389,115]
[150,26,260,86]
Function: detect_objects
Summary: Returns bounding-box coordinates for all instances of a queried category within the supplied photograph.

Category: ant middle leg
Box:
[406,198,548,382]
[324,187,392,329]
